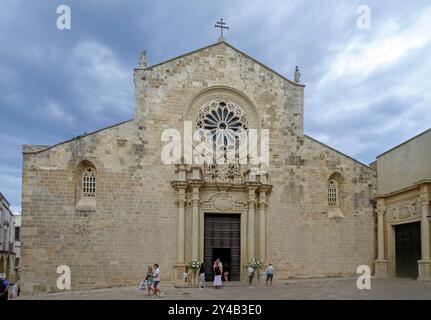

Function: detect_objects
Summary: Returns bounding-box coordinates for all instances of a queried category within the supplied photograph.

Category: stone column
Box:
[247,187,257,260]
[375,198,388,277]
[191,185,200,260]
[172,164,188,287]
[199,210,204,262]
[418,185,431,281]
[177,188,186,263]
[2,255,6,277]
[258,190,268,264]
[9,256,15,281]
[240,211,248,282]
[189,166,202,262]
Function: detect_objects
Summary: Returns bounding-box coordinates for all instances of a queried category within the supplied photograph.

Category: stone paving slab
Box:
[14,277,431,300]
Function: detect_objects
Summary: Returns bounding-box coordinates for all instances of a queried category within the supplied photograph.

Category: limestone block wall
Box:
[21,120,178,294]
[266,136,376,279]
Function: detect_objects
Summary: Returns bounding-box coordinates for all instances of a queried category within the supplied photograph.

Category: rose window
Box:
[196,100,248,151]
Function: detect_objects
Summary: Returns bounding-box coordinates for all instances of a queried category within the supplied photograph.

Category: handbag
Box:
[139,280,147,290]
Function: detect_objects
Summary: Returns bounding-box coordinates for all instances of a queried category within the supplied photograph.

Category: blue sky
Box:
[1,0,431,212]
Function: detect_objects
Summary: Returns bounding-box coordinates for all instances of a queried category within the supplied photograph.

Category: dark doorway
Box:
[395,222,421,279]
[204,214,240,281]
[213,248,231,280]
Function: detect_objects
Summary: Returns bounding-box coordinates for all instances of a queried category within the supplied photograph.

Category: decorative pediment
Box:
[387,200,421,222]
[201,192,246,211]
[203,163,244,186]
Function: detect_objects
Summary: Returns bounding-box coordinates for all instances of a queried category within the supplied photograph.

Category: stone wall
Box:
[377,129,431,195]
[267,136,376,278]
[21,120,178,293]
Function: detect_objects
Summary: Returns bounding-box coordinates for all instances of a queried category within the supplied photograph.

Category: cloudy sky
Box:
[1,0,431,212]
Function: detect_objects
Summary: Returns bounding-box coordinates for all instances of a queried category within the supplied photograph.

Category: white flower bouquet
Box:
[188,259,201,270]
[249,258,261,271]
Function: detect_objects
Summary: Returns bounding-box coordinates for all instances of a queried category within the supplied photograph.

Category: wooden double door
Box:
[204,213,241,281]
[395,222,421,279]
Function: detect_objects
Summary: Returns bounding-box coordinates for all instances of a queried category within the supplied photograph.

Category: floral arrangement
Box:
[188,259,201,270]
[249,258,261,270]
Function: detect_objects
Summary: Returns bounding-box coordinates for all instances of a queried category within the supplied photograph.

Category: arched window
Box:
[82,167,96,198]
[328,179,338,207]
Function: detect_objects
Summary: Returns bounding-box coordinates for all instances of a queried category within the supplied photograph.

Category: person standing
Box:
[0,274,9,301]
[145,266,154,296]
[248,264,255,288]
[213,258,223,289]
[153,264,162,297]
[265,264,274,288]
[223,261,230,282]
[199,263,206,289]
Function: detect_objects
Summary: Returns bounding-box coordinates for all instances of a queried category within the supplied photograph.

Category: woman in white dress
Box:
[213,259,223,289]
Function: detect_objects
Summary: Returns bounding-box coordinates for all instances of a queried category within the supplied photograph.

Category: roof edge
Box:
[375,179,431,199]
[23,119,134,155]
[0,192,11,208]
[136,40,305,88]
[304,134,374,170]
[376,127,431,159]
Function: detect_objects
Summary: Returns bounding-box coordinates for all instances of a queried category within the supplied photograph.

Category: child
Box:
[248,264,255,288]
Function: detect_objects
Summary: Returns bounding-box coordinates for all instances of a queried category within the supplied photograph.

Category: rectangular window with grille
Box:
[82,168,96,198]
[328,181,337,207]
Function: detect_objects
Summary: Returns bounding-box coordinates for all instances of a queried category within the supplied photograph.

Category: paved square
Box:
[14,277,431,300]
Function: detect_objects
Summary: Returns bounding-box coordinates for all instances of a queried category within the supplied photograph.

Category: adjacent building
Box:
[374,128,431,280]
[13,213,21,280]
[0,192,15,280]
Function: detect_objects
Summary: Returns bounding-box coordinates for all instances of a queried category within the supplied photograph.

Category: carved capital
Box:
[171,180,188,191]
[376,198,386,215]
[175,199,186,208]
[259,202,268,210]
[192,198,200,207]
[420,196,430,206]
[248,199,256,209]
[258,184,272,193]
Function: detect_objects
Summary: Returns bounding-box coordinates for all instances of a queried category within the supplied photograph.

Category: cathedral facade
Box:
[21,41,376,294]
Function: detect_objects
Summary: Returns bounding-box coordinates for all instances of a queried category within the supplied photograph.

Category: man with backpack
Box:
[0,273,10,301]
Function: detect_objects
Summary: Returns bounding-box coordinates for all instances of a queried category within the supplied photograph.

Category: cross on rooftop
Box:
[214,18,229,40]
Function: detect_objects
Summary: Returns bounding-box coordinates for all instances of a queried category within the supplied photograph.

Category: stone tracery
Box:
[195,99,248,153]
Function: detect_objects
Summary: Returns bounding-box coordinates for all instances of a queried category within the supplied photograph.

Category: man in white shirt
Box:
[153,264,161,296]
[265,264,274,288]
